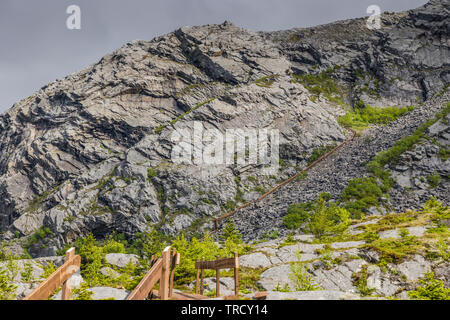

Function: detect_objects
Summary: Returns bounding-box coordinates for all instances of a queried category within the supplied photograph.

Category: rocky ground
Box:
[231,91,449,241]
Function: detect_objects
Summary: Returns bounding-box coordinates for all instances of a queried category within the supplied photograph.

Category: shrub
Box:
[147,168,158,181]
[171,233,221,284]
[408,272,450,300]
[289,253,321,291]
[283,202,312,229]
[341,177,384,218]
[0,257,17,300]
[306,195,350,240]
[291,67,343,102]
[427,173,442,189]
[219,221,242,245]
[367,232,420,264]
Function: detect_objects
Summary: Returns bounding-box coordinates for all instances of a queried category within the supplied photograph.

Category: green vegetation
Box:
[291,67,344,103]
[340,177,385,219]
[367,103,450,174]
[408,272,450,300]
[254,75,278,88]
[367,229,421,264]
[306,194,351,240]
[41,261,56,279]
[338,103,414,130]
[352,265,376,296]
[147,168,158,181]
[171,232,250,286]
[307,144,336,165]
[67,234,144,293]
[0,257,18,300]
[283,193,350,240]
[26,185,61,213]
[155,97,217,134]
[283,202,313,230]
[219,221,242,245]
[25,227,54,249]
[289,253,321,291]
[21,261,34,282]
[438,147,450,161]
[426,173,442,189]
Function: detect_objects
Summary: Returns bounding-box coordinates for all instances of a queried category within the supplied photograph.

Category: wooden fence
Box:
[126,246,180,300]
[23,247,81,300]
[212,128,357,231]
[195,252,239,297]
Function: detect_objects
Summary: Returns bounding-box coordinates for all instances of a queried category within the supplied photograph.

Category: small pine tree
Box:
[219,220,242,245]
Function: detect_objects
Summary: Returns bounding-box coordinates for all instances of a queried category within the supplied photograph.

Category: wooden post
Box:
[169,248,180,298]
[214,219,218,231]
[234,252,239,297]
[200,257,205,295]
[195,259,200,294]
[61,247,75,300]
[160,246,171,300]
[216,256,220,297]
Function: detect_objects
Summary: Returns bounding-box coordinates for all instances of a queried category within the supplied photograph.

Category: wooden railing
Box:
[23,247,81,300]
[126,246,180,300]
[212,128,357,231]
[195,252,239,298]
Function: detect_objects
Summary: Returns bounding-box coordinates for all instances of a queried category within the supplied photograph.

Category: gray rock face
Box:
[104,253,140,268]
[89,287,130,300]
[378,226,427,239]
[434,263,450,288]
[265,290,361,300]
[258,264,293,291]
[239,252,272,269]
[310,259,367,293]
[396,255,433,281]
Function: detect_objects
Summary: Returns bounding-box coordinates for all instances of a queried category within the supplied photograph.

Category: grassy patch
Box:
[254,75,278,88]
[338,103,414,130]
[291,67,344,103]
[26,185,61,213]
[366,229,421,264]
[367,103,450,173]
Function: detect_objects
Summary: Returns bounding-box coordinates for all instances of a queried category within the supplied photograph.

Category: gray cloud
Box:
[0,0,428,113]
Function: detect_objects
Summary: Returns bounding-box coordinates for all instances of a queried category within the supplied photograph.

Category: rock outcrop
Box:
[0,0,448,258]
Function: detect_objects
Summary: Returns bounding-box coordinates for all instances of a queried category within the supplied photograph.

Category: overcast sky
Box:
[0,0,428,113]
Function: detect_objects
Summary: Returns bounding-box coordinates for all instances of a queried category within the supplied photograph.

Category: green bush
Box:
[219,221,242,245]
[147,168,158,181]
[341,177,384,219]
[289,253,321,291]
[0,257,18,300]
[306,194,351,240]
[338,104,414,129]
[172,230,248,285]
[427,173,442,189]
[283,202,312,229]
[408,272,450,300]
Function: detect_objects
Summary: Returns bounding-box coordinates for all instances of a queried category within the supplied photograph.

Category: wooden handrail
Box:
[126,246,180,300]
[212,128,357,231]
[195,252,239,298]
[23,248,81,300]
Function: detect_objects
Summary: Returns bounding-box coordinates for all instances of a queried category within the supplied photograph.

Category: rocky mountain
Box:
[0,0,448,263]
